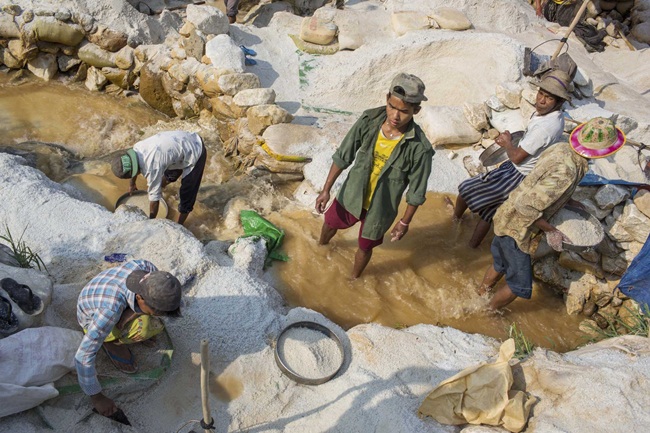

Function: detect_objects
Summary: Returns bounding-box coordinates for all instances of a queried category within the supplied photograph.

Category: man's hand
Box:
[547,229,571,252]
[495,131,512,148]
[315,191,330,214]
[390,220,409,242]
[91,393,118,417]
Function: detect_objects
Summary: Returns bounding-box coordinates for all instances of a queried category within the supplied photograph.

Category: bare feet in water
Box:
[444,196,461,222]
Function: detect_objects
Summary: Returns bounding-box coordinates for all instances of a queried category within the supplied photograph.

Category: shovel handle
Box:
[200,339,213,433]
[551,0,592,60]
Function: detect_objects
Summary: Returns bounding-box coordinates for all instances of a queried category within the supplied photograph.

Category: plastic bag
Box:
[239,210,288,267]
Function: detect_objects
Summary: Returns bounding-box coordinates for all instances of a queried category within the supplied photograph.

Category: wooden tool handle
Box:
[551,0,592,60]
[200,339,213,433]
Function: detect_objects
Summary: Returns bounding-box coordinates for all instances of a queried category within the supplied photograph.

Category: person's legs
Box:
[178,145,207,225]
[320,198,360,245]
[444,195,467,221]
[489,283,518,310]
[352,248,372,279]
[468,219,492,249]
[478,264,503,296]
[224,0,239,23]
[102,315,166,372]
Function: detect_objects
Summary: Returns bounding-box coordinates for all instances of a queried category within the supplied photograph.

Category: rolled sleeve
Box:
[405,149,434,206]
[75,309,120,395]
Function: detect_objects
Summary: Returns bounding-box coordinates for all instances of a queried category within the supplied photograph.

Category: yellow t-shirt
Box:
[363,130,403,210]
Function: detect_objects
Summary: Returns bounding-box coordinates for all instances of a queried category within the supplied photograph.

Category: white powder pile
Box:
[277,326,343,380]
[552,208,602,247]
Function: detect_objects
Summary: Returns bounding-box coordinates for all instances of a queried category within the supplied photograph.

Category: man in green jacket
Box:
[315,73,434,278]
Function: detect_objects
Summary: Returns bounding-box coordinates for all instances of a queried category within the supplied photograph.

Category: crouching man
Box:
[479,118,625,309]
[75,260,182,417]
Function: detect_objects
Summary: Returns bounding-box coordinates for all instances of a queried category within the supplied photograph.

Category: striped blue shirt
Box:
[75,260,157,395]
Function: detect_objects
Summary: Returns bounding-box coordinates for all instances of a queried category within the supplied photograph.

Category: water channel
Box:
[0,72,585,352]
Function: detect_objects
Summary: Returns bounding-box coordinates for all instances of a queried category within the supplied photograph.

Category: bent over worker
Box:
[479,117,626,310]
[112,131,206,226]
[315,73,434,279]
[75,260,182,418]
[447,69,571,248]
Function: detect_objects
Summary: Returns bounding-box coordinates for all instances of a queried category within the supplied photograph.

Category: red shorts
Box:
[324,199,384,251]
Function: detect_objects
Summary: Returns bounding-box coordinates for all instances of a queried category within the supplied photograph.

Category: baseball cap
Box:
[390,73,428,103]
[111,149,139,179]
[126,270,182,317]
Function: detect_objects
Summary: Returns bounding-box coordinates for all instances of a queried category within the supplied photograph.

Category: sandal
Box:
[0,295,19,335]
[240,45,257,57]
[0,278,43,315]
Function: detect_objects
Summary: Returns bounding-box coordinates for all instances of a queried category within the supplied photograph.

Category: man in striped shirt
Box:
[446,70,571,248]
[75,260,181,417]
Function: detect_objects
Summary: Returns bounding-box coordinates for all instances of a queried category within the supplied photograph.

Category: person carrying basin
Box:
[75,259,182,418]
[315,73,434,279]
[446,70,571,248]
[478,117,625,310]
[112,131,206,226]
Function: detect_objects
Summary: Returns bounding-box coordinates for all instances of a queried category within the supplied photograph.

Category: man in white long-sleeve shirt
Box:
[112,131,207,225]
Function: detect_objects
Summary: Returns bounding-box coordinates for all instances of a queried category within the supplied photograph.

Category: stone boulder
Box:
[594,184,630,210]
[247,105,294,135]
[495,82,522,109]
[7,38,37,63]
[85,66,107,91]
[633,189,650,219]
[417,105,482,146]
[218,73,261,96]
[234,88,276,108]
[139,61,176,117]
[463,102,489,131]
[115,45,135,70]
[102,67,135,90]
[26,52,57,81]
[88,25,128,52]
[205,34,245,74]
[390,11,431,36]
[186,4,229,36]
[609,201,650,244]
[57,55,81,72]
[558,250,604,279]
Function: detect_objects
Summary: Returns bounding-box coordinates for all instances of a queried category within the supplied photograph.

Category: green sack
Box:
[239,210,289,266]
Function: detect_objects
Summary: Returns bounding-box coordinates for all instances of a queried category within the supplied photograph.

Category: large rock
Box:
[139,61,176,117]
[247,104,294,135]
[115,45,135,70]
[495,82,522,109]
[609,201,650,244]
[2,48,22,69]
[26,52,57,81]
[594,184,630,210]
[85,66,107,91]
[417,105,482,146]
[558,250,604,279]
[57,55,81,72]
[87,25,128,52]
[77,42,117,68]
[218,73,261,96]
[463,102,489,131]
[186,4,229,36]
[8,38,37,63]
[25,17,85,46]
[205,34,245,74]
[234,88,276,108]
[564,272,599,315]
[429,7,472,31]
[262,123,320,160]
[196,66,224,97]
[181,28,205,61]
[102,67,135,89]
[633,189,650,219]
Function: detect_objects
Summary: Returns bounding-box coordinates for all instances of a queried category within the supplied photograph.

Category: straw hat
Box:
[570,117,626,159]
[532,69,573,101]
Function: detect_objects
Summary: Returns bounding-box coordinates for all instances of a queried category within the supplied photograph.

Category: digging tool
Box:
[200,339,214,433]
[551,0,592,60]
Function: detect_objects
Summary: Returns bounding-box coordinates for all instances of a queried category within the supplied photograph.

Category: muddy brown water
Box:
[1,74,586,352]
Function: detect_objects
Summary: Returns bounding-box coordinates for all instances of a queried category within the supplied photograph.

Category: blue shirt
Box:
[75,260,157,395]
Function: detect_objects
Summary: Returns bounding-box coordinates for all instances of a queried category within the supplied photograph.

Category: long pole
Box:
[551,0,592,60]
[200,339,213,433]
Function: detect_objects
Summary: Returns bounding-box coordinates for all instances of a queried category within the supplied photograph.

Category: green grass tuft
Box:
[585,305,650,342]
[0,225,47,271]
[508,323,535,359]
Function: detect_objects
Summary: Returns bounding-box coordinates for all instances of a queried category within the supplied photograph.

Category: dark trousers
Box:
[176,145,207,214]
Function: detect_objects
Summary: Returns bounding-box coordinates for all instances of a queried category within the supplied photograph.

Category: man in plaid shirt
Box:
[75,259,182,417]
